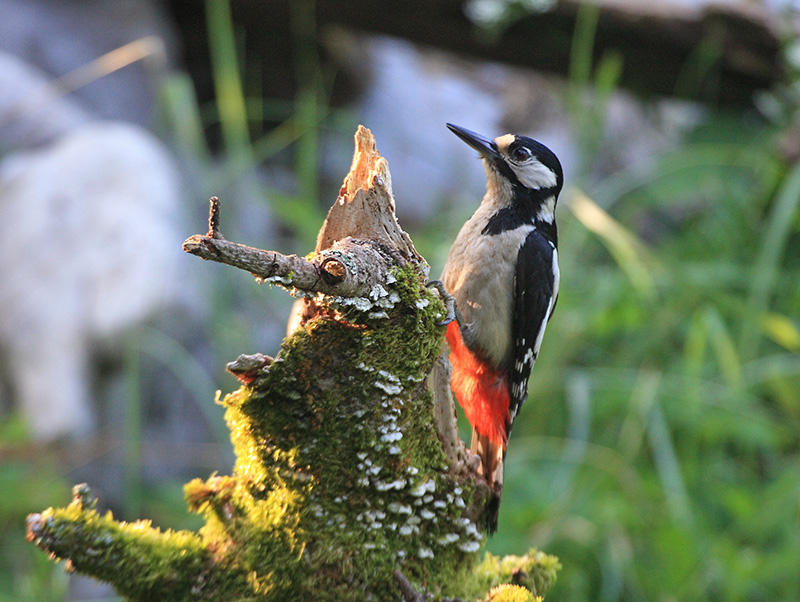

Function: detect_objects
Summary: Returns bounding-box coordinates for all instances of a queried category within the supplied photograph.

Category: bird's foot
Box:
[426,280,462,327]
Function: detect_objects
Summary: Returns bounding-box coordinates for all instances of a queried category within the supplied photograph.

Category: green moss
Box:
[196,262,492,599]
[26,254,560,601]
[27,485,246,601]
[449,549,561,600]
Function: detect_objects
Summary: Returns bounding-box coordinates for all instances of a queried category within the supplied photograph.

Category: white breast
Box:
[442,202,533,367]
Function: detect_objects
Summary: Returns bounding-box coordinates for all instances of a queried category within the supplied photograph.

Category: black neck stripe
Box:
[482,182,560,239]
[481,202,558,246]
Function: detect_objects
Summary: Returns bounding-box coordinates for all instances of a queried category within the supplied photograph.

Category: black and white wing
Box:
[507,228,558,437]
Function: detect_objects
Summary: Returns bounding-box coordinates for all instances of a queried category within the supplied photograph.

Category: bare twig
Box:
[184,127,426,302]
[184,229,404,300]
[207,196,222,239]
[184,195,409,299]
[394,570,430,602]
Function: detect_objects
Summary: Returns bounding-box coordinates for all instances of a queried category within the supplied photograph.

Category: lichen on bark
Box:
[26,126,560,601]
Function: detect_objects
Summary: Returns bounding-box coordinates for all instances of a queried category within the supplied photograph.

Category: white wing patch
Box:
[536,195,557,224]
[532,248,559,356]
[551,248,560,315]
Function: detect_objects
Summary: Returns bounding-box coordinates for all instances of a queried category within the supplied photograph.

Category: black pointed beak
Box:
[446,123,502,164]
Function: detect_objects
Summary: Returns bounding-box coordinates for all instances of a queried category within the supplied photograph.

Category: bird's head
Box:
[447,123,563,221]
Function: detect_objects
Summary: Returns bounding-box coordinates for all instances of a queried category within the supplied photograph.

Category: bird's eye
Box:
[512,147,532,161]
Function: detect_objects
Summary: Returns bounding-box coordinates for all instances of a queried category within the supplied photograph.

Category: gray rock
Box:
[0,50,91,149]
[0,0,176,127]
[0,121,187,440]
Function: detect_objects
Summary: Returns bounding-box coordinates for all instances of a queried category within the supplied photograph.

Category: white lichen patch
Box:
[374,380,402,395]
[417,547,434,559]
[319,274,403,316]
[375,291,401,309]
[457,540,481,553]
[408,481,430,497]
[387,502,413,515]
[369,284,388,300]
[380,430,402,443]
[374,371,403,395]
[341,297,374,312]
[255,274,293,286]
[438,533,460,545]
[376,370,400,384]
[415,297,430,309]
[374,478,407,491]
[377,417,402,440]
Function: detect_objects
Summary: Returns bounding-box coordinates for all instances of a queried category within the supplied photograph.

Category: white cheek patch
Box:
[512,160,559,190]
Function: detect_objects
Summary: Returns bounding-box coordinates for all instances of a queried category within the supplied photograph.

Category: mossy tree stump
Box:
[26,127,560,601]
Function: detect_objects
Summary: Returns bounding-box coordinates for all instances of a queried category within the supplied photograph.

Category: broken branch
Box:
[183,210,401,299]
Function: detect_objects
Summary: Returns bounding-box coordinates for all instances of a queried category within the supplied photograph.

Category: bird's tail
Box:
[471,429,506,533]
[470,429,505,488]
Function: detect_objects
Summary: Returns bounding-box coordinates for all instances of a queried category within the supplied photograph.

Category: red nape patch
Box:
[446,322,510,448]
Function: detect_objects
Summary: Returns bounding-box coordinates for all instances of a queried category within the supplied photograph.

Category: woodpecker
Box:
[440,123,563,494]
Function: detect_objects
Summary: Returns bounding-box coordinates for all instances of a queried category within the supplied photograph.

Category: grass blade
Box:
[740,162,800,358]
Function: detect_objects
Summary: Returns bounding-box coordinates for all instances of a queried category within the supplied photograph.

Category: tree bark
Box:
[26,126,560,601]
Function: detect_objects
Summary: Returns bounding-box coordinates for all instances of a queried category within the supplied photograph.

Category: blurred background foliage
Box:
[1,0,799,600]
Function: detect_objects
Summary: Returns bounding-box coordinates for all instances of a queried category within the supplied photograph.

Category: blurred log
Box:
[167,0,788,109]
[316,0,784,106]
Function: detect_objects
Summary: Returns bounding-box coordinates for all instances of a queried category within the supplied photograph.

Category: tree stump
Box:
[26,126,560,601]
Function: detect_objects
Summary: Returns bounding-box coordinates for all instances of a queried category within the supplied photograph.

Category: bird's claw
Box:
[426,280,463,327]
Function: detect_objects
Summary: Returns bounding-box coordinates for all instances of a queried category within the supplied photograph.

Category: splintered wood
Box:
[315,126,420,264]
[343,125,392,200]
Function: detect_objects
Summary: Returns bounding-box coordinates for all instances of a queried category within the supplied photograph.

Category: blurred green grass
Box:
[3,0,799,600]
[495,146,800,601]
